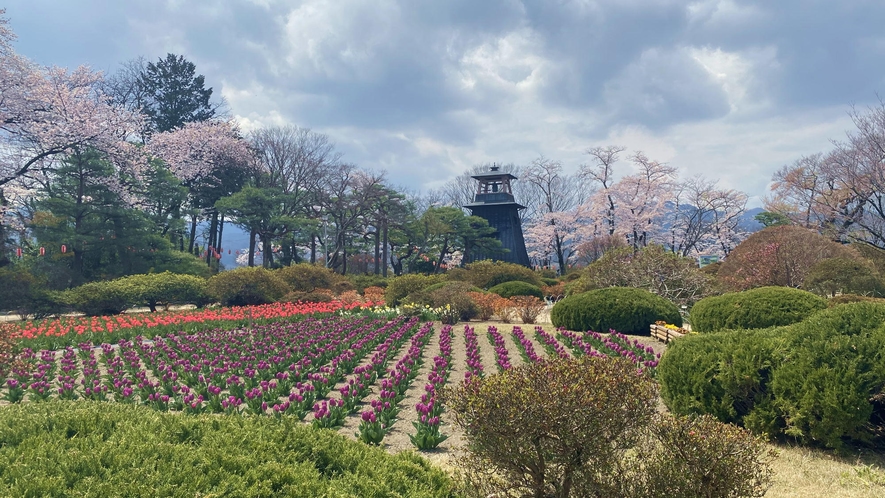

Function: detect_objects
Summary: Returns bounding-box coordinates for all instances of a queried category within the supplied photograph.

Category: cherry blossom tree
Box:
[668,176,748,257]
[521,156,582,271]
[0,12,144,265]
[581,145,626,237]
[148,119,256,254]
[608,152,677,250]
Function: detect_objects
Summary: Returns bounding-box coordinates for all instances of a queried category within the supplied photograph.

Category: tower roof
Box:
[470,165,518,182]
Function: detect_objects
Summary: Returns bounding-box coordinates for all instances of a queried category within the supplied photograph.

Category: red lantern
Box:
[39,247,45,256]
[61,244,67,253]
[16,247,22,258]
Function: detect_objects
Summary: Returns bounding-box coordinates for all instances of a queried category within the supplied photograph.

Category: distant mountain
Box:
[740,207,766,233]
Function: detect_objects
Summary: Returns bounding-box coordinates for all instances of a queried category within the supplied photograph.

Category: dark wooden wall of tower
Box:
[465,203,532,267]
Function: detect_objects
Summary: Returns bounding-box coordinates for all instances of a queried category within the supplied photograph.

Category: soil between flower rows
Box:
[0,318,664,468]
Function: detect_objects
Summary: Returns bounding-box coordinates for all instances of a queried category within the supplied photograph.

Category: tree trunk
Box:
[374,228,381,275]
[206,210,218,266]
[382,220,389,277]
[248,229,257,267]
[188,213,199,253]
[262,234,273,268]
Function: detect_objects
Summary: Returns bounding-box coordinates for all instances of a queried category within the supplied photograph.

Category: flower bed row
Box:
[557,328,660,374]
[3,301,377,351]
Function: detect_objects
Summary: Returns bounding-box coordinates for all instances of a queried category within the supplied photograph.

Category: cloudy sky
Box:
[5,1,884,206]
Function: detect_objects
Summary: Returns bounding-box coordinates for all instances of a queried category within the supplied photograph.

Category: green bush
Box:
[14,289,69,319]
[802,257,885,297]
[206,267,290,306]
[0,267,39,313]
[569,245,715,307]
[113,272,209,311]
[428,285,478,324]
[488,281,543,299]
[348,274,389,292]
[766,303,885,448]
[401,282,481,324]
[690,286,826,333]
[446,357,772,498]
[658,329,784,428]
[384,274,444,306]
[0,401,455,497]
[827,294,885,307]
[541,277,560,286]
[63,280,136,316]
[422,280,482,294]
[276,264,343,292]
[660,302,885,449]
[446,260,544,289]
[551,287,682,334]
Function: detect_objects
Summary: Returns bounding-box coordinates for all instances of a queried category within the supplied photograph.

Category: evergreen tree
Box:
[139,53,217,133]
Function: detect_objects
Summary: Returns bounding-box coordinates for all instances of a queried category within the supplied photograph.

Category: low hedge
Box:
[206,267,290,306]
[550,287,682,335]
[689,286,826,333]
[659,302,885,449]
[488,281,544,299]
[0,401,455,497]
[62,281,134,316]
[384,274,444,306]
[113,272,209,311]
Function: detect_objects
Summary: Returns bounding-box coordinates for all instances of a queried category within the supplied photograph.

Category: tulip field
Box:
[1,309,661,453]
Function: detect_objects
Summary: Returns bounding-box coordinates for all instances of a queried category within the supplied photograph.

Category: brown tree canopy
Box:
[717,225,867,291]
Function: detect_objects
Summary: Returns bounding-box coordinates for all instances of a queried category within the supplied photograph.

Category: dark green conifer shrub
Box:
[487,281,543,299]
[660,302,885,449]
[551,287,681,334]
[690,286,826,332]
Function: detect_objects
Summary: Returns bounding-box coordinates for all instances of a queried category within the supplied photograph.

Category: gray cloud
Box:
[5,0,885,205]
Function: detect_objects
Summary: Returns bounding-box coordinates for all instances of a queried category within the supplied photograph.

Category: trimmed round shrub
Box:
[348,274,388,292]
[690,286,826,333]
[384,274,444,306]
[276,264,343,292]
[660,302,885,449]
[488,281,543,299]
[206,267,290,306]
[446,260,544,289]
[802,257,884,297]
[765,303,885,448]
[63,281,136,316]
[423,281,482,294]
[658,328,784,428]
[551,287,682,335]
[827,294,885,307]
[114,272,208,312]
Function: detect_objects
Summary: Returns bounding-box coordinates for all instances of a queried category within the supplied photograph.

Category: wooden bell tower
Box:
[463,165,531,267]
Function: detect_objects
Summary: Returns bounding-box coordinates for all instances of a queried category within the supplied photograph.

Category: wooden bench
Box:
[650,324,685,343]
